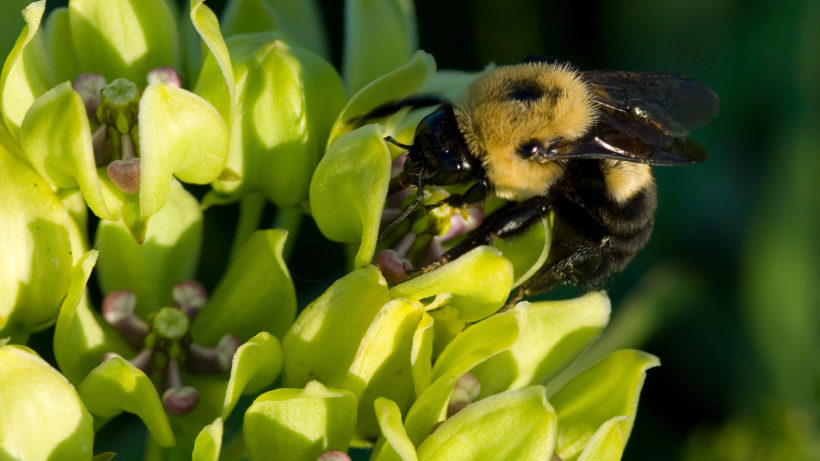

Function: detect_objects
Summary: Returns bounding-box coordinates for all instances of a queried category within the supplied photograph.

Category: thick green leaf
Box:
[471,292,611,397]
[416,386,557,461]
[78,356,175,447]
[69,0,179,82]
[192,229,295,343]
[95,180,202,319]
[343,0,417,94]
[0,145,74,336]
[390,246,514,322]
[221,332,283,419]
[221,0,328,58]
[341,299,424,438]
[283,266,390,387]
[328,50,434,147]
[139,83,228,217]
[0,345,94,461]
[244,381,357,461]
[19,81,115,220]
[53,251,133,385]
[372,397,418,461]
[0,0,51,138]
[310,125,392,267]
[549,350,659,461]
[192,418,223,461]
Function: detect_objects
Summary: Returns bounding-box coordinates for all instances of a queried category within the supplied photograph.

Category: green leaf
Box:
[328,50,435,147]
[69,0,180,82]
[431,309,520,382]
[221,0,328,58]
[19,81,116,220]
[372,397,418,461]
[0,345,94,461]
[390,246,514,322]
[192,418,223,461]
[492,217,551,288]
[343,0,417,94]
[310,125,392,267]
[549,350,659,461]
[416,386,557,461]
[244,381,357,461]
[0,145,74,336]
[283,266,391,387]
[139,83,228,217]
[210,34,344,207]
[221,332,284,419]
[341,299,424,438]
[192,229,296,344]
[0,0,51,138]
[471,291,611,397]
[78,356,175,447]
[95,180,202,319]
[54,251,133,385]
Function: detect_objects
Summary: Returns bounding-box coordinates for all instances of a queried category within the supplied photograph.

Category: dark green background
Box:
[19,0,820,459]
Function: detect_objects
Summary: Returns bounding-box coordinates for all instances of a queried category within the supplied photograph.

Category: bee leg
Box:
[427,179,490,210]
[422,197,550,272]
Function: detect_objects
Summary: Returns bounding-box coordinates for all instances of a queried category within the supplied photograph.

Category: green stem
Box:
[230,192,266,261]
[272,205,304,261]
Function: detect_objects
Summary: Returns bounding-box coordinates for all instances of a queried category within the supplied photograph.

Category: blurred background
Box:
[8,0,818,459]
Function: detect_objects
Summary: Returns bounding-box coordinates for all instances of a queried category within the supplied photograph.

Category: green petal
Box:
[0,0,51,138]
[244,381,357,460]
[310,124,392,267]
[372,397,418,461]
[139,83,228,217]
[0,145,73,336]
[69,0,180,82]
[405,349,510,446]
[341,298,424,438]
[283,266,390,387]
[78,356,175,447]
[576,416,630,461]
[549,350,659,461]
[416,386,557,461]
[44,7,80,83]
[328,50,435,148]
[221,332,284,419]
[190,0,235,106]
[192,229,295,343]
[343,0,417,94]
[0,345,94,461]
[221,0,328,58]
[19,81,116,220]
[493,217,551,288]
[95,180,202,318]
[410,312,435,397]
[471,292,611,397]
[54,251,133,385]
[192,418,223,461]
[390,246,514,322]
[210,34,344,207]
[431,309,520,382]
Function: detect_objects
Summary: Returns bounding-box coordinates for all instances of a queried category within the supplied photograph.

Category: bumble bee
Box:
[362,56,718,298]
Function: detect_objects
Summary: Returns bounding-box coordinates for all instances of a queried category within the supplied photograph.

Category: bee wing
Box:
[559,71,718,165]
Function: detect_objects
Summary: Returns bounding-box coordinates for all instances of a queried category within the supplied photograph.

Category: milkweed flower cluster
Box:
[0,0,657,460]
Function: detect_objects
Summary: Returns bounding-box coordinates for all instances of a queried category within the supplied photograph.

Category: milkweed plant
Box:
[0,0,658,460]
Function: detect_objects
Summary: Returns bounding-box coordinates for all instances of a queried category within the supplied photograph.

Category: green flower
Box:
[0,0,232,240]
[52,184,295,451]
[0,142,73,337]
[0,344,94,460]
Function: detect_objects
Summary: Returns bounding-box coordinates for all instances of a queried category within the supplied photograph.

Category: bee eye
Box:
[517,140,546,159]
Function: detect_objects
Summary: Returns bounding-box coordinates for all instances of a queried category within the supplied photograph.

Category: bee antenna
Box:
[384,136,413,150]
